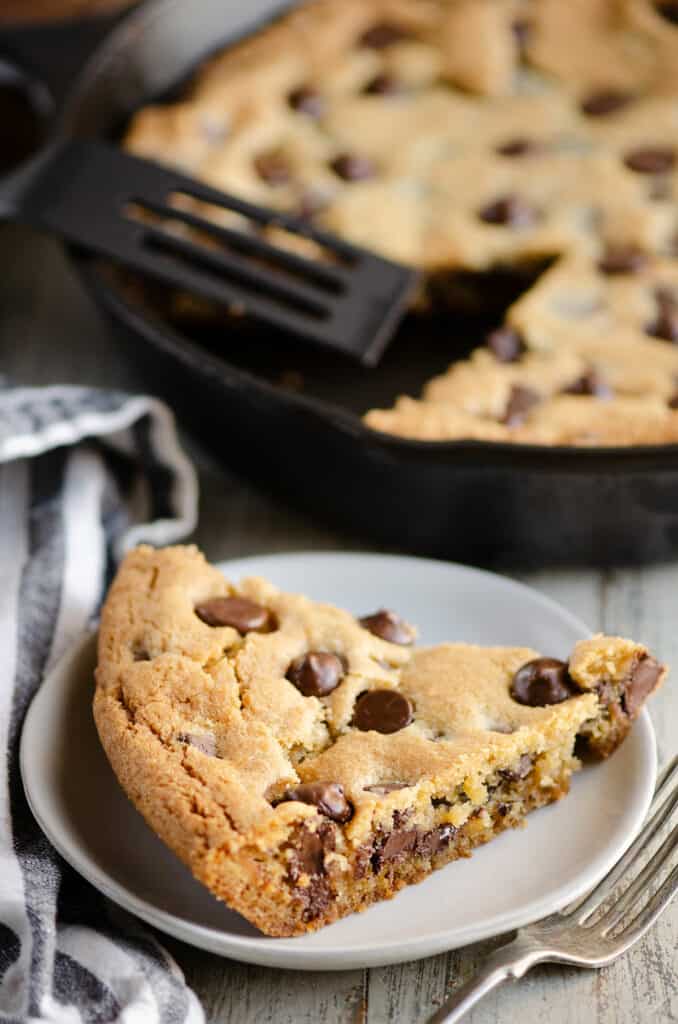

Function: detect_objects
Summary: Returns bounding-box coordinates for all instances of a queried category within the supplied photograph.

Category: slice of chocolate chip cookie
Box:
[94,545,667,936]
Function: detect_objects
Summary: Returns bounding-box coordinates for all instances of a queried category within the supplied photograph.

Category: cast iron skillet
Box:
[44,0,678,565]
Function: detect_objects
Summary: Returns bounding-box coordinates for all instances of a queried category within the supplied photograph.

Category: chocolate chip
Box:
[622,656,663,718]
[648,310,678,342]
[364,782,409,794]
[364,73,403,96]
[371,828,417,871]
[502,385,540,426]
[287,828,325,878]
[330,153,376,181]
[416,825,455,858]
[486,326,524,363]
[496,138,543,158]
[598,245,648,275]
[512,18,531,59]
[353,689,413,733]
[647,291,678,341]
[195,596,275,632]
[286,651,345,697]
[499,753,533,782]
[668,393,678,408]
[288,85,325,118]
[131,645,151,662]
[254,150,292,186]
[656,2,678,25]
[177,731,217,757]
[624,147,676,174]
[360,21,412,48]
[581,90,634,117]
[478,195,537,228]
[279,782,353,823]
[511,657,578,706]
[562,369,613,398]
[359,609,415,645]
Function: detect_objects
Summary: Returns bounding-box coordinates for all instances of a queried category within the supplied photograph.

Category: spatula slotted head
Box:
[14,138,419,364]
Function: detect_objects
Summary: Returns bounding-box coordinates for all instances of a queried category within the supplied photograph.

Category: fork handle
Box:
[428,940,544,1024]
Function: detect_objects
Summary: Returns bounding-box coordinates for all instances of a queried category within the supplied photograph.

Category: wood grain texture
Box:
[2,224,675,1023]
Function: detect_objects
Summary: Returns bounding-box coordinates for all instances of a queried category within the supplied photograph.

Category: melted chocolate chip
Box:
[283,824,335,921]
[353,689,413,734]
[581,90,634,117]
[360,21,412,48]
[496,138,543,158]
[598,245,648,275]
[622,656,663,718]
[486,326,524,363]
[364,73,403,96]
[195,596,275,632]
[364,782,409,794]
[177,731,217,757]
[668,393,678,408]
[330,153,376,181]
[656,2,678,25]
[279,782,353,823]
[359,609,415,645]
[502,385,540,426]
[562,369,613,399]
[286,651,345,697]
[624,147,676,174]
[371,828,417,871]
[131,645,151,662]
[288,85,325,118]
[371,823,454,872]
[511,657,578,706]
[478,195,537,228]
[287,827,325,878]
[416,825,455,858]
[254,150,292,186]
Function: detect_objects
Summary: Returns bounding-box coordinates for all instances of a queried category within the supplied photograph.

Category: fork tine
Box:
[612,861,678,952]
[597,822,678,934]
[653,754,678,800]
[563,756,678,924]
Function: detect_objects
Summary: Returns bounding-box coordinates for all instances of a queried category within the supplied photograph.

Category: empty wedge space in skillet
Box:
[93,545,667,936]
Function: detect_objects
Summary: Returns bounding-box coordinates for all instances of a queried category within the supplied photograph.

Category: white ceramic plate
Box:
[20,552,656,970]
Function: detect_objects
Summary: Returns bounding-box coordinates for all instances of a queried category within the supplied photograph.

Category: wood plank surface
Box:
[2,225,675,1023]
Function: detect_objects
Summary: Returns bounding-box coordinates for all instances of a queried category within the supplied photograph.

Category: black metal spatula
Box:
[0,137,418,365]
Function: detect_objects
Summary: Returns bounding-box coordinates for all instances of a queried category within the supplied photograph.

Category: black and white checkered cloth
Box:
[0,386,204,1023]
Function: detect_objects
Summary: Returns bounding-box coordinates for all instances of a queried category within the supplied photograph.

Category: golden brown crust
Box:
[94,546,667,935]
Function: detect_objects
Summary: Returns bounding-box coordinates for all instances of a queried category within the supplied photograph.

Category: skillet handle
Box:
[0,12,124,182]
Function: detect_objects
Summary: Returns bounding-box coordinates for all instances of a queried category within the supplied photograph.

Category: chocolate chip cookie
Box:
[93,545,667,936]
[123,0,678,447]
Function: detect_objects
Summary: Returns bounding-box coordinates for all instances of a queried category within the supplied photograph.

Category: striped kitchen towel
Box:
[0,386,204,1024]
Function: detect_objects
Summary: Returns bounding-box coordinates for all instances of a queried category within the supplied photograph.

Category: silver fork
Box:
[429,754,678,1024]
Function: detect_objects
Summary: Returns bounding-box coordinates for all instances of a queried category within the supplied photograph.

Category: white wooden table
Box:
[3,224,675,1023]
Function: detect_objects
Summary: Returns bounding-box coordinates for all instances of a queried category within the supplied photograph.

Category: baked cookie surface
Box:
[94,545,666,935]
[124,0,678,447]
